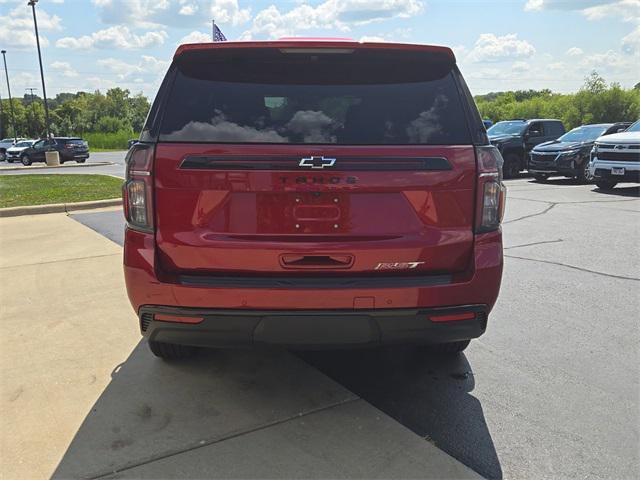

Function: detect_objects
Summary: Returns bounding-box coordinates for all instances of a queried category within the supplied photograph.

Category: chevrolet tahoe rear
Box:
[122,40,506,360]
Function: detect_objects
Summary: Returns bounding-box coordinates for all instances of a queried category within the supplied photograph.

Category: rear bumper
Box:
[139,305,488,348]
[124,227,503,346]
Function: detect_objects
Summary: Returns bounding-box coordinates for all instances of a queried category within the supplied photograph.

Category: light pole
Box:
[28,0,51,140]
[1,50,17,141]
[26,88,38,137]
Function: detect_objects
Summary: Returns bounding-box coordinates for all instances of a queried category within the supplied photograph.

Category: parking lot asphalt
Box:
[0,151,127,178]
[2,178,638,479]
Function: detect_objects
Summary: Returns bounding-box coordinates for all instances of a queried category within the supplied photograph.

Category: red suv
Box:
[123,40,506,360]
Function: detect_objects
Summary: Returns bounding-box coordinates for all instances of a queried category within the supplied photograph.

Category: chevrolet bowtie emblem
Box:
[299,156,337,169]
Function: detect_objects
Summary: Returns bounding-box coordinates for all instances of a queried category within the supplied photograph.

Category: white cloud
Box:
[511,61,531,73]
[56,26,167,50]
[622,25,640,54]
[0,4,59,49]
[525,0,640,23]
[467,33,536,62]
[582,0,640,22]
[580,50,630,70]
[180,31,214,43]
[92,0,250,28]
[566,47,584,56]
[243,0,424,39]
[50,61,78,78]
[524,0,544,11]
[97,55,170,80]
[359,36,386,42]
[0,29,49,50]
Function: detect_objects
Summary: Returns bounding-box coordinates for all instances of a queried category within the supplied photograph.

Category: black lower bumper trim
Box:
[178,273,452,289]
[139,305,488,348]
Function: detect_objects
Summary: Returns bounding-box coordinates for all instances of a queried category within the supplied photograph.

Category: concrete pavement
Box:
[0,212,477,479]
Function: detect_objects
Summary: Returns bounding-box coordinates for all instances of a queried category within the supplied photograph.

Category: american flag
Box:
[213,22,227,42]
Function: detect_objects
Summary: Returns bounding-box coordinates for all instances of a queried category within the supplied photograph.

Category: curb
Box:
[0,198,122,218]
[0,161,114,172]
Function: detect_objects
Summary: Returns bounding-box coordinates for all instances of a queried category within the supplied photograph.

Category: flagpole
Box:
[212,19,215,42]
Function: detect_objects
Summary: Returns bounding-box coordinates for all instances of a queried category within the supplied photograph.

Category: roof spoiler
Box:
[174,41,456,63]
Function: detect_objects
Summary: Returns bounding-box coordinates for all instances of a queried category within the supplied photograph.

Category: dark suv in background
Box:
[19,137,89,165]
[528,122,631,182]
[487,119,565,178]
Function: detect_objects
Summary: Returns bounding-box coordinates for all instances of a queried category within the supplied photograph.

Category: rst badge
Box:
[375,262,425,270]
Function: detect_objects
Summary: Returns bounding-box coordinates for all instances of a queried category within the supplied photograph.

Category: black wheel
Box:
[148,340,198,360]
[533,174,549,183]
[503,154,521,179]
[424,340,470,354]
[575,161,592,183]
[596,180,617,190]
[59,159,65,164]
[77,158,86,163]
[21,155,32,166]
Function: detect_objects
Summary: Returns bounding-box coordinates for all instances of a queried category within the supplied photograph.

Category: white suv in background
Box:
[590,120,640,190]
[0,137,27,161]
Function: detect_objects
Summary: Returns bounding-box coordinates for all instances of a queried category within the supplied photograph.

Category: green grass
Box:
[90,147,128,152]
[83,130,133,150]
[0,174,123,208]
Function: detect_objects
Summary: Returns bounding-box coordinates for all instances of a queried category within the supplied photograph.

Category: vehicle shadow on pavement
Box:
[592,185,640,197]
[299,347,503,479]
[51,341,475,479]
[51,341,358,479]
[527,178,582,186]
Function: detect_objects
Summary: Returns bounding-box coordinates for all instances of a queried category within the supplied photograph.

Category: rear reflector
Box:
[429,312,476,323]
[154,314,204,324]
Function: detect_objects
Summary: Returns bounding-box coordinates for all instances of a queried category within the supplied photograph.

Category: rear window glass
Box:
[61,139,85,145]
[159,48,471,145]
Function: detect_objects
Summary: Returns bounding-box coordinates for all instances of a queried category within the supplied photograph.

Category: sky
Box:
[0,0,638,101]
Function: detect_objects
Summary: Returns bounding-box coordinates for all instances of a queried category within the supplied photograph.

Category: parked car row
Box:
[0,137,90,165]
[528,122,632,182]
[485,118,638,189]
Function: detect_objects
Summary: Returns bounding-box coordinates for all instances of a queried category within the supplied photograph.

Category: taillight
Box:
[475,146,506,233]
[123,143,154,232]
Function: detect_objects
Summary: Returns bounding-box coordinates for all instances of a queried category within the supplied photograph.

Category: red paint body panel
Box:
[154,144,477,275]
[124,227,502,313]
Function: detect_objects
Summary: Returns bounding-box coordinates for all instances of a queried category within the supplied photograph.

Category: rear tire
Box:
[596,180,617,190]
[575,161,592,183]
[21,155,32,166]
[148,340,198,360]
[503,154,521,179]
[77,158,86,163]
[425,340,470,354]
[533,174,548,183]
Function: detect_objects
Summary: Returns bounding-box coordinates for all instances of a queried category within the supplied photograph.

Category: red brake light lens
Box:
[123,144,154,232]
[475,146,507,233]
